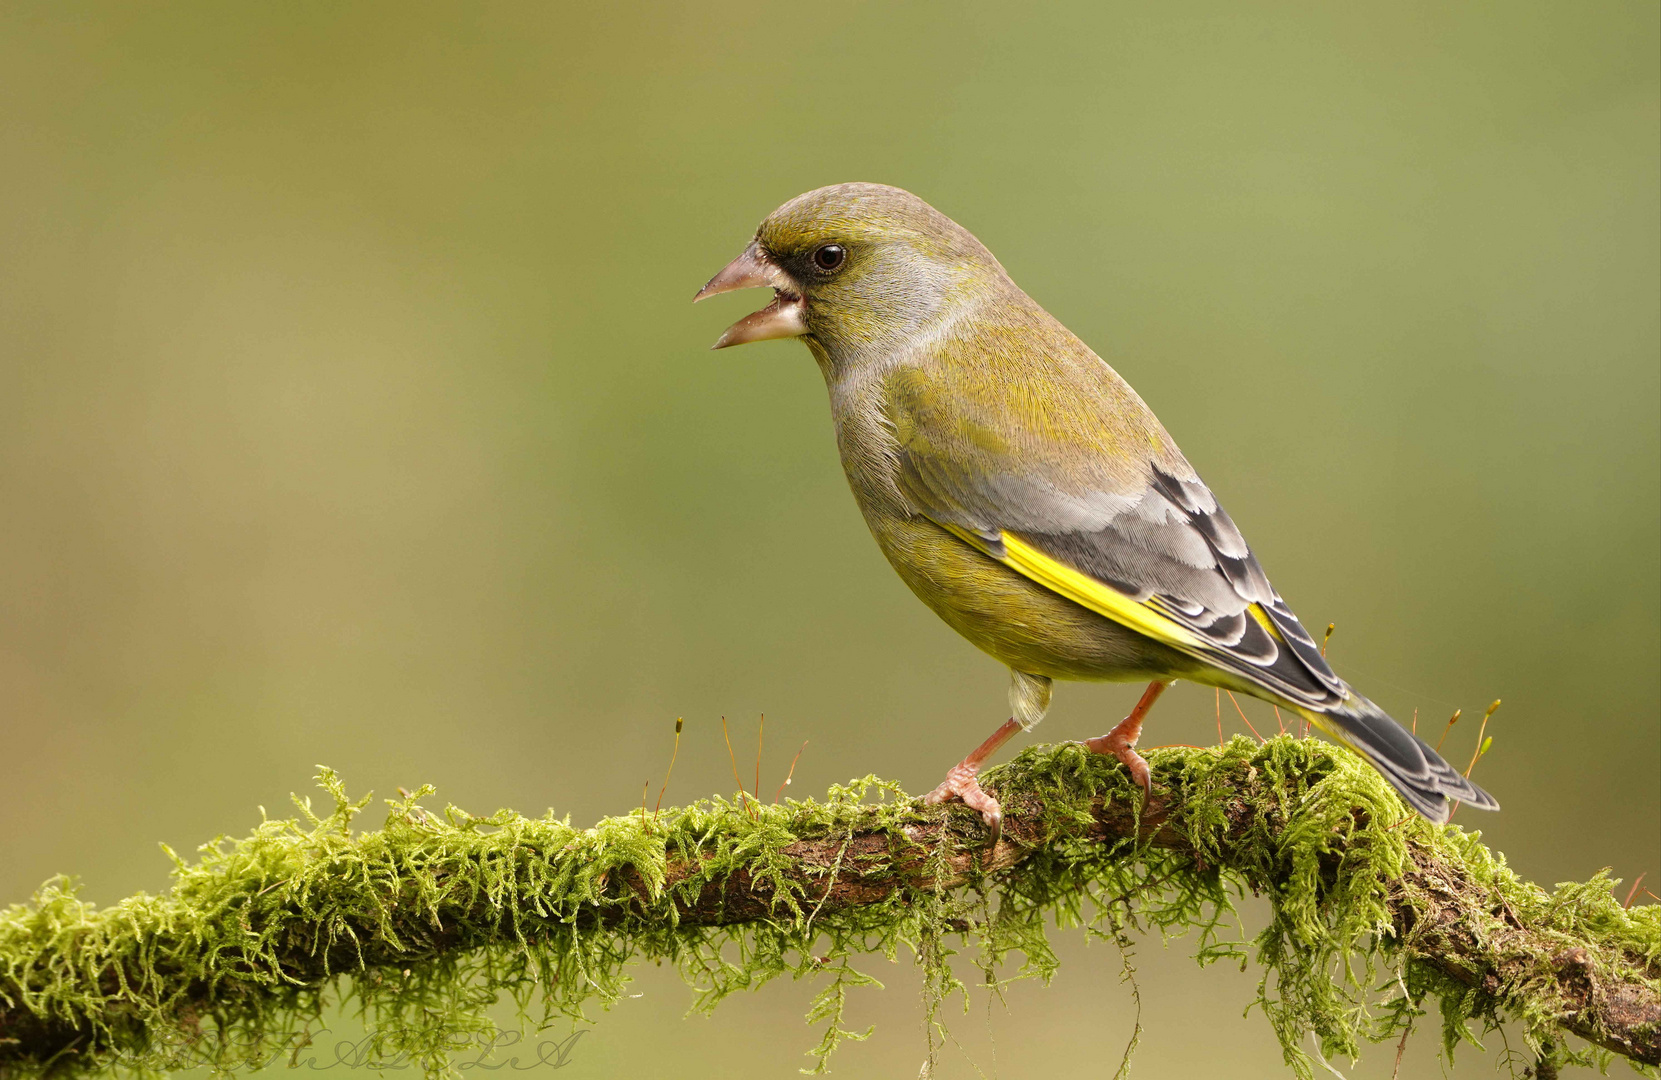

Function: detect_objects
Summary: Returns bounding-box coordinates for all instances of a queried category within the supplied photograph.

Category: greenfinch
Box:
[695,182,1497,830]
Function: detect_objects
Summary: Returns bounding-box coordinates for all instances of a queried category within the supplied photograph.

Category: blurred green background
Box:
[1,3,1656,1076]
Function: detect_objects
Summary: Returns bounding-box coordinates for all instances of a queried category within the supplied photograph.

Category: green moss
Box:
[0,741,1655,1079]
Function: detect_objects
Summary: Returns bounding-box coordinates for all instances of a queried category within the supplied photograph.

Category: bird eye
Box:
[812,244,846,271]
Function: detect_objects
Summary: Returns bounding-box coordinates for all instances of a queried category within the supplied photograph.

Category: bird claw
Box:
[1081,680,1167,800]
[925,762,1003,846]
[1083,730,1153,799]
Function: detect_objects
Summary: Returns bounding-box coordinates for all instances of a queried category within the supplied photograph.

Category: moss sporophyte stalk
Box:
[1,739,1657,1078]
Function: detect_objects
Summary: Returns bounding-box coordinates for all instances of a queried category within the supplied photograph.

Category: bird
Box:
[693,182,1497,832]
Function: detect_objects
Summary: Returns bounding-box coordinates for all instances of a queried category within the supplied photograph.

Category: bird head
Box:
[694,183,1009,359]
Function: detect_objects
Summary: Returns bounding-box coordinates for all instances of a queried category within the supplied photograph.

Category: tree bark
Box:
[0,744,1655,1077]
[656,783,1659,1065]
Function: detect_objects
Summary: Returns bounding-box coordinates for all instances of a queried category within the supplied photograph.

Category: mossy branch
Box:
[1,737,1657,1078]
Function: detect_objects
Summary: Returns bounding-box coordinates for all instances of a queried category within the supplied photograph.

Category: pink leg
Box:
[925,717,1021,840]
[1083,680,1171,796]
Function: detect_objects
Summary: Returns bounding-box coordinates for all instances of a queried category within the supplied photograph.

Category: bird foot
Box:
[1083,723,1152,797]
[1081,680,1169,798]
[925,761,1003,844]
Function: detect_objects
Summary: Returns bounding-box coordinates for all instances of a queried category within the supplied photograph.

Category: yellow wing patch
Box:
[939,521,1345,714]
[941,524,1207,652]
[1000,532,1208,649]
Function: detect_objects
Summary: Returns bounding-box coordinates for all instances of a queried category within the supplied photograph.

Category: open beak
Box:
[693,242,808,350]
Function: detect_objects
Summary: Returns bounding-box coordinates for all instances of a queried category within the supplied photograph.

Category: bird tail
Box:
[1297,693,1498,824]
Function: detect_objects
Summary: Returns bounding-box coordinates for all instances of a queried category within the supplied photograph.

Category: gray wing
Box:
[894,439,1347,711]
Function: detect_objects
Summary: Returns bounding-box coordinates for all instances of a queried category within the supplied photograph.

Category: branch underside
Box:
[1,738,1656,1078]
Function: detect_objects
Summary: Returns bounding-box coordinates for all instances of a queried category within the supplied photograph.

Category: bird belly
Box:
[868,514,1202,683]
